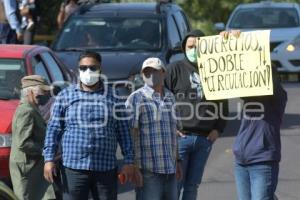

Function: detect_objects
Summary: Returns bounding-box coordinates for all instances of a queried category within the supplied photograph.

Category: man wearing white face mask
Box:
[44,51,136,200]
[125,57,183,200]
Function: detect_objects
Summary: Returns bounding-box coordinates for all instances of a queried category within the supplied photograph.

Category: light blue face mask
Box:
[186,48,197,63]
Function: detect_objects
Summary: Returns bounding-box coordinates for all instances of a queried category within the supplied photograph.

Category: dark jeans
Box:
[0,23,17,44]
[61,167,118,200]
[136,170,177,200]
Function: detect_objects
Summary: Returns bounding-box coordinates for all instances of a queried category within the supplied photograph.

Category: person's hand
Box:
[17,32,23,42]
[176,161,183,180]
[44,161,57,183]
[60,2,66,11]
[206,129,219,143]
[20,7,30,16]
[133,167,143,187]
[177,130,186,138]
[220,30,241,39]
[119,164,136,184]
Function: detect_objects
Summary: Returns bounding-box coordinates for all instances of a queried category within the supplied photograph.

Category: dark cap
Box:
[21,75,51,91]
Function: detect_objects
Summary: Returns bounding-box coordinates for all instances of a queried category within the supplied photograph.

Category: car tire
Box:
[0,181,18,200]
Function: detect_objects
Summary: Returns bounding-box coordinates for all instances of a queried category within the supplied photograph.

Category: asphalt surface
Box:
[117,83,300,200]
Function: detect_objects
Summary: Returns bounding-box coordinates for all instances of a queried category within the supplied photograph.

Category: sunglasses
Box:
[79,65,100,72]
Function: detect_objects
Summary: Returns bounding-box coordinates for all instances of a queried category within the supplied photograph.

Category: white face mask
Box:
[143,71,163,87]
[79,69,100,86]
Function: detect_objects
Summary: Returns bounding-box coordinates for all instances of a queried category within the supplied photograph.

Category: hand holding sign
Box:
[196,30,273,100]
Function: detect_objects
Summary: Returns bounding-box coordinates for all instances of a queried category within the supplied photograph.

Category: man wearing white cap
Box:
[126,57,182,200]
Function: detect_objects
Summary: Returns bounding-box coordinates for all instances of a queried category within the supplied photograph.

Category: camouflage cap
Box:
[21,75,51,91]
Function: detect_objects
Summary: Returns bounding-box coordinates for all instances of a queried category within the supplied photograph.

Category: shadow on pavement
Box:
[281,114,300,131]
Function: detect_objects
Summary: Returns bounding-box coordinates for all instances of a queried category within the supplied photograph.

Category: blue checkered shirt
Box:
[125,85,179,174]
[43,84,134,171]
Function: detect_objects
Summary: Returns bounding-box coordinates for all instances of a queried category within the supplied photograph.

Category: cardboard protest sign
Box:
[196,30,273,100]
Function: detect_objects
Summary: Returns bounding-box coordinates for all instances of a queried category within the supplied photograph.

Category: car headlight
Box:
[128,74,144,90]
[286,35,300,52]
[0,134,12,148]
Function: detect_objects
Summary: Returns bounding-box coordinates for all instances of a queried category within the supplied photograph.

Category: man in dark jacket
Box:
[164,30,229,200]
[233,69,287,200]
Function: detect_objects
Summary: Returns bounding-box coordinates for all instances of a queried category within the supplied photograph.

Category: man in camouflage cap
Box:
[9,75,56,200]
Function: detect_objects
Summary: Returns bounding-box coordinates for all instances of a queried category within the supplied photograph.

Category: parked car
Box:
[0,45,75,186]
[52,0,191,94]
[214,1,300,73]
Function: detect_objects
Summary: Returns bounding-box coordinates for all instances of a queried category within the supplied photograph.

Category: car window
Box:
[229,7,300,28]
[0,59,26,100]
[174,11,189,39]
[167,15,181,48]
[54,16,162,51]
[31,55,51,83]
[41,52,65,82]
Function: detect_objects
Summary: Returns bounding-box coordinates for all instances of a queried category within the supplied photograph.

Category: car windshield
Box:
[0,59,26,100]
[229,7,300,29]
[54,16,162,51]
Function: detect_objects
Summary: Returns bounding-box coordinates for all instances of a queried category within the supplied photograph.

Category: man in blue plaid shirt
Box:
[43,51,136,200]
[126,57,182,200]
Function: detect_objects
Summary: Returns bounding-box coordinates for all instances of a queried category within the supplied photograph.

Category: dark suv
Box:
[52,1,191,92]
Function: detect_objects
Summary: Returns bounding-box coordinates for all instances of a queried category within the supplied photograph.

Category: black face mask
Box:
[36,94,50,106]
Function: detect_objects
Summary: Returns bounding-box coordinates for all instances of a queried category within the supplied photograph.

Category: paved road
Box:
[117,83,300,200]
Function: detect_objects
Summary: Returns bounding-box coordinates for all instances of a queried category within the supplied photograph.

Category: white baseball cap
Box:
[141,57,166,72]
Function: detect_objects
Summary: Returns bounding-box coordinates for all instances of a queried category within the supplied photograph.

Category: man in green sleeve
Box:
[9,75,55,200]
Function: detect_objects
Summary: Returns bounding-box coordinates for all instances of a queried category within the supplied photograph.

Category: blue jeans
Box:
[178,135,213,200]
[235,162,279,200]
[136,170,177,200]
[61,167,117,200]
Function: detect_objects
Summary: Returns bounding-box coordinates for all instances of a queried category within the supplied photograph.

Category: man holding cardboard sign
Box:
[196,31,287,200]
[233,69,287,200]
[196,30,273,100]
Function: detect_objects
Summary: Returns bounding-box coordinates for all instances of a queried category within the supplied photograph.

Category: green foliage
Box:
[38,0,300,35]
[178,0,300,34]
[38,1,63,34]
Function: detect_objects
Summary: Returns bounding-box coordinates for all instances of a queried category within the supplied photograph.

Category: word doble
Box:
[196,30,273,100]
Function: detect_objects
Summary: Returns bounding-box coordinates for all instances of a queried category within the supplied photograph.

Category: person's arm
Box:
[57,2,66,29]
[43,94,66,183]
[164,63,177,93]
[43,94,65,163]
[116,96,134,165]
[3,0,22,35]
[16,110,43,156]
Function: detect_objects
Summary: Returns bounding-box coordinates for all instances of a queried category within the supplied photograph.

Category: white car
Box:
[215,1,300,73]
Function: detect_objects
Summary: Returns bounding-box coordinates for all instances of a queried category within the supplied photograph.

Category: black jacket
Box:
[165,30,228,136]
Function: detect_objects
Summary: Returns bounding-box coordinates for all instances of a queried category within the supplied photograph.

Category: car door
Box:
[30,52,54,120]
[173,10,191,39]
[167,13,184,63]
[31,53,52,84]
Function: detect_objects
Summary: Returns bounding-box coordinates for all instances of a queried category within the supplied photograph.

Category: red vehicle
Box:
[0,45,75,186]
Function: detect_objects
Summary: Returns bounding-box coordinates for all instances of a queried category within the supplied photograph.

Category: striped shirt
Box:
[125,85,179,174]
[43,84,134,171]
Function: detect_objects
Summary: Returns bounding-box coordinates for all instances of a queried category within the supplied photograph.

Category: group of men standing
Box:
[10,29,287,200]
